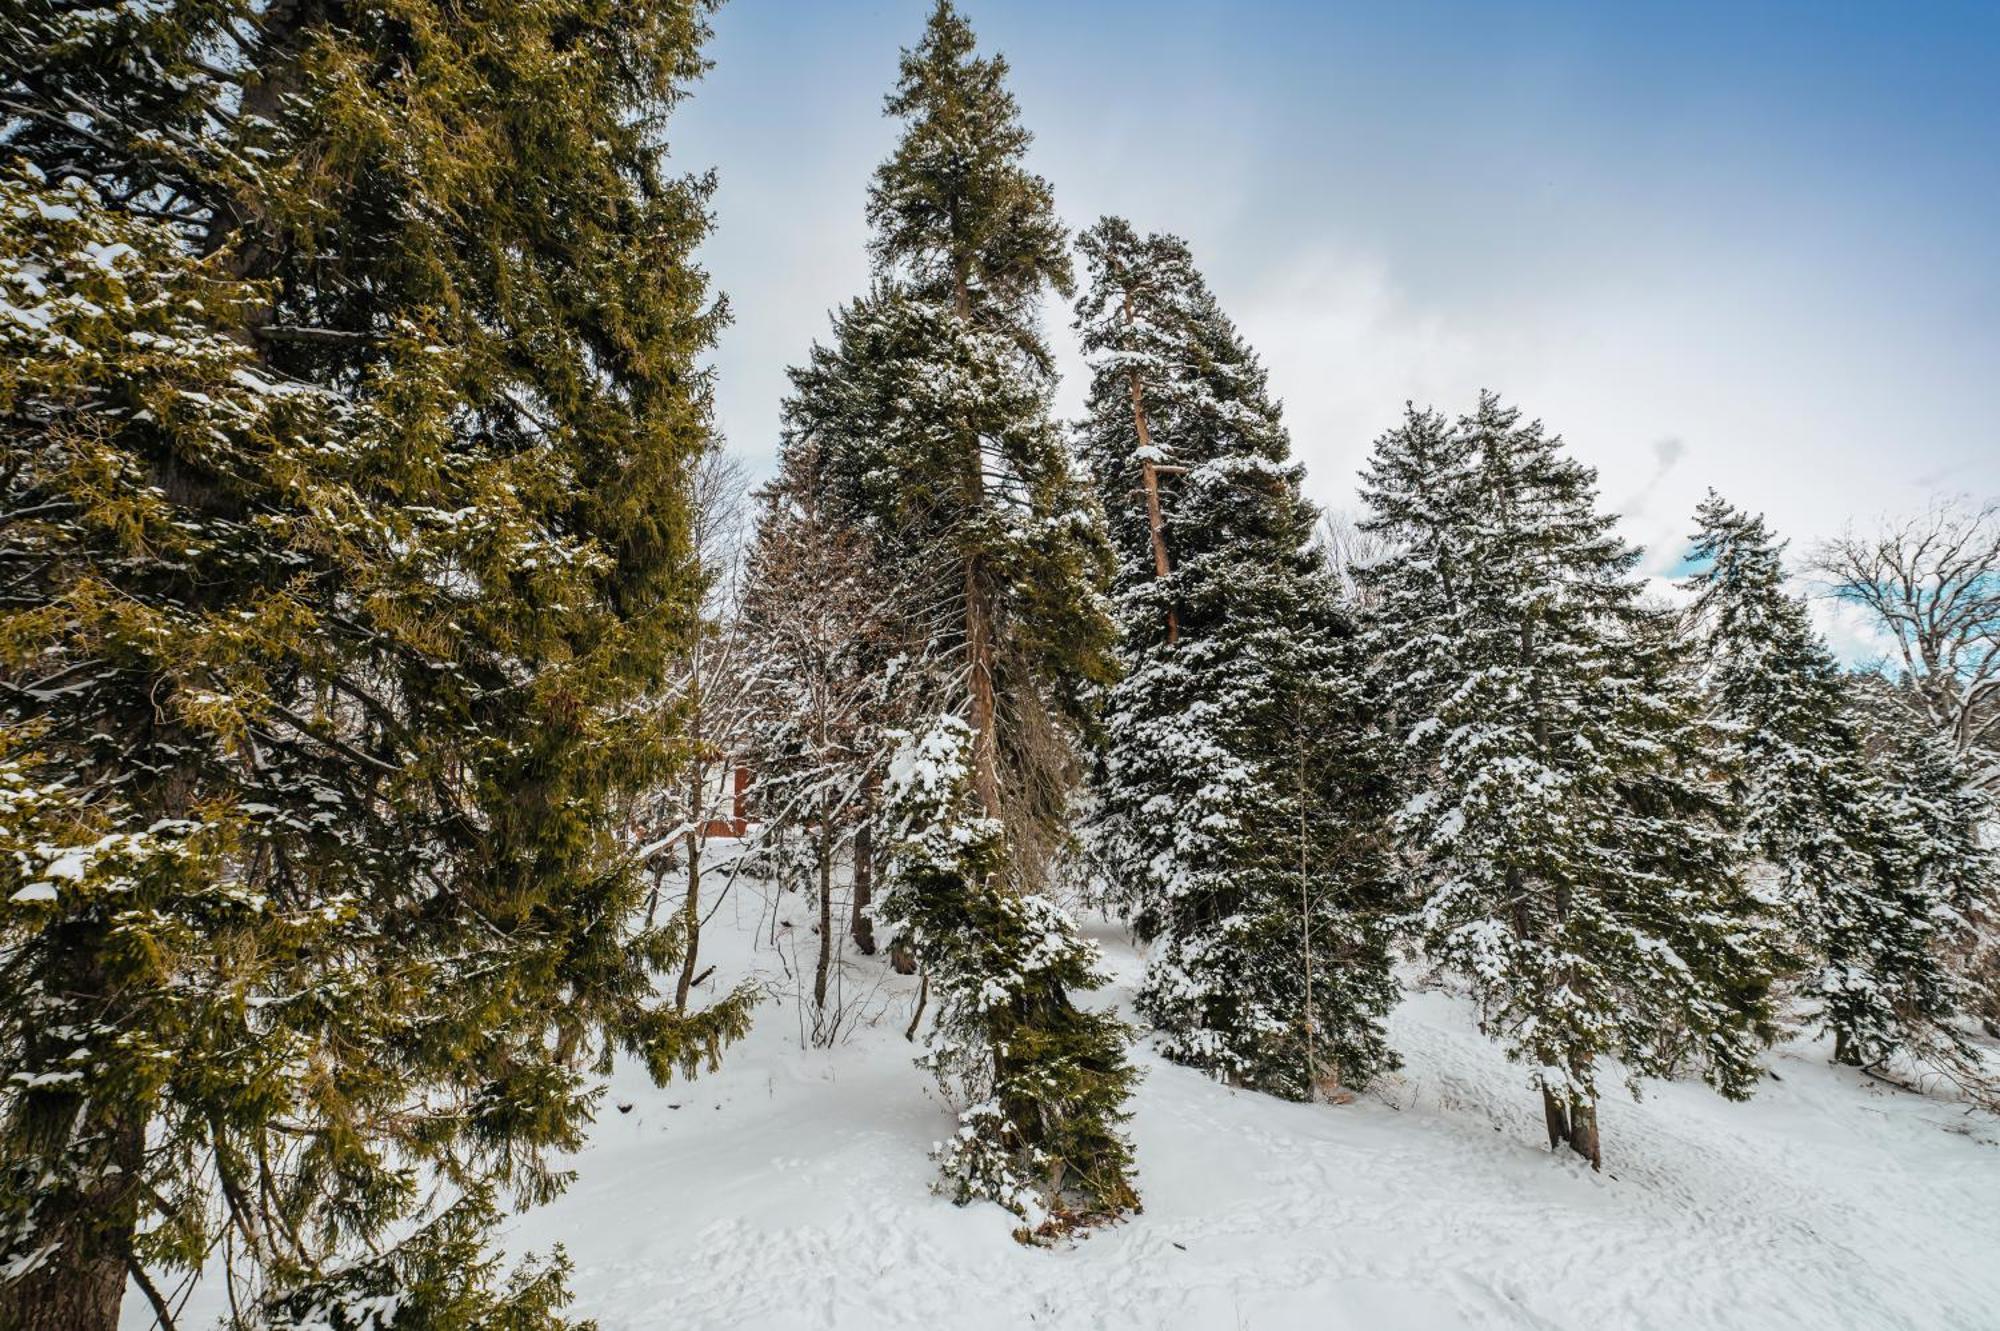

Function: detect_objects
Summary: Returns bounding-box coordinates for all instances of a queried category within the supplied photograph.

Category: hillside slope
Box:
[502,870,2000,1331]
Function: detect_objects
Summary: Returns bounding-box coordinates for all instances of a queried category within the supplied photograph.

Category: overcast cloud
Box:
[671,0,1999,634]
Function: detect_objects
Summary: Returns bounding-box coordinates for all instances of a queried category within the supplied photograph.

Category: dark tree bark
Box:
[0,1079,144,1331]
[851,800,878,956]
[813,821,835,1013]
[673,810,703,1012]
[1569,1099,1602,1171]
[965,562,1003,818]
[1541,1087,1572,1152]
[674,676,707,1011]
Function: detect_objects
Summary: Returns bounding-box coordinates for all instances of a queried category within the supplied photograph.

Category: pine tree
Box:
[1866,713,1999,1064]
[1361,395,1776,1169]
[1684,493,1966,1069]
[1075,218,1399,1099]
[774,2,1138,1235]
[0,4,751,1325]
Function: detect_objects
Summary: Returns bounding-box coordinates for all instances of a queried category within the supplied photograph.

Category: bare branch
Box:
[1810,496,2000,788]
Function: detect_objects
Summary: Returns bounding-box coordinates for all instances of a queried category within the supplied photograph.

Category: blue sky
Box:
[672,0,1999,618]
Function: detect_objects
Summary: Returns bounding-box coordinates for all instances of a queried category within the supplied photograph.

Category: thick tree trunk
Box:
[949,246,1003,823]
[1568,1098,1602,1170]
[965,562,1003,818]
[208,0,312,305]
[1541,1086,1572,1151]
[0,1093,144,1331]
[0,1234,128,1331]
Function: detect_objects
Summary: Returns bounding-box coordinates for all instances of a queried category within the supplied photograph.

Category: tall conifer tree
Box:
[775,2,1137,1237]
[1361,396,1776,1168]
[1862,707,1999,1063]
[1685,494,1975,1069]
[0,3,750,1325]
[1076,219,1399,1099]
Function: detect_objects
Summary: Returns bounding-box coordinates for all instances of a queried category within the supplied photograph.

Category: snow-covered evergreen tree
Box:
[1361,396,1777,1168]
[1075,219,1398,1099]
[1684,493,1967,1069]
[0,5,750,1325]
[877,719,1137,1240]
[1866,711,1998,1086]
[774,2,1138,1234]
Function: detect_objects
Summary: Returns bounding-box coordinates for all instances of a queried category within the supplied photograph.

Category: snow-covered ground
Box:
[500,866,2000,1331]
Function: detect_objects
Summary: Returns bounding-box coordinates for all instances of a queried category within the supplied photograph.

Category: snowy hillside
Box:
[496,866,2000,1331]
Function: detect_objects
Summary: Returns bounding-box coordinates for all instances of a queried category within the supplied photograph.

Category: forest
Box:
[2,2,1996,1328]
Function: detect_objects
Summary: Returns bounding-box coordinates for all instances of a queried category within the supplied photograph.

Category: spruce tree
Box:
[1075,218,1399,1099]
[1361,395,1776,1168]
[0,4,750,1326]
[1864,710,1999,1064]
[1685,494,1987,1075]
[776,2,1138,1235]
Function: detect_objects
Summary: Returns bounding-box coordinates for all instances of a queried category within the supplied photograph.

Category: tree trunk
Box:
[904,968,930,1040]
[1297,733,1314,1092]
[1568,1098,1602,1170]
[1119,289,1177,644]
[673,815,702,1011]
[673,701,705,1008]
[949,240,1003,823]
[851,792,877,956]
[965,561,1002,819]
[207,0,311,313]
[1541,1086,1572,1151]
[0,1092,144,1331]
[5,760,204,1329]
[1832,1026,1860,1067]
[813,823,834,1013]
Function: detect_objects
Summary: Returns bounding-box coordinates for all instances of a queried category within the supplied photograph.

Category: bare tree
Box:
[1317,508,1398,610]
[1810,498,2000,793]
[735,444,949,1043]
[626,451,755,1012]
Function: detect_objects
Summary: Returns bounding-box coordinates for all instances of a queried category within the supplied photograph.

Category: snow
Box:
[37,846,91,880]
[129,859,2000,1330]
[497,872,1999,1331]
